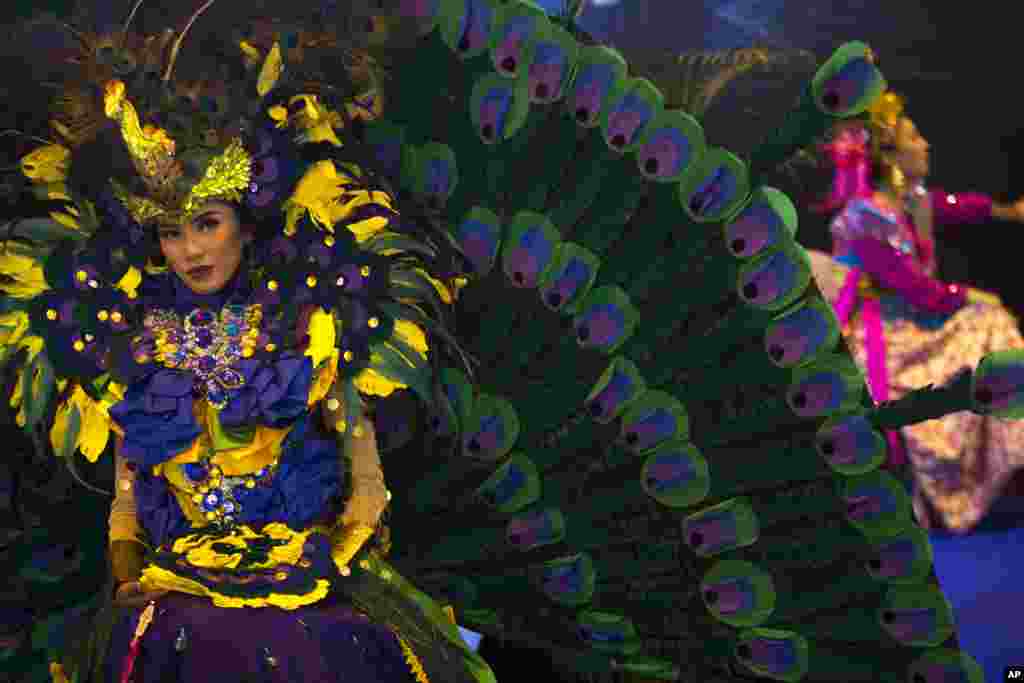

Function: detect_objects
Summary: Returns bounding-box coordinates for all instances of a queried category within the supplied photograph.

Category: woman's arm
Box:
[109,439,147,585]
[932,190,1024,224]
[109,442,169,604]
[328,412,390,573]
[848,236,966,314]
[930,190,992,225]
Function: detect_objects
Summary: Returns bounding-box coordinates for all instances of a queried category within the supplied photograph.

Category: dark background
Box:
[1,0,1021,680]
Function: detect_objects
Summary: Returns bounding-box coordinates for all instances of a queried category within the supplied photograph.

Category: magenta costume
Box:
[816,127,1024,532]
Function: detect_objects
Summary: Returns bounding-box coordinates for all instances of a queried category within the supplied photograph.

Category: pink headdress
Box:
[812,124,872,214]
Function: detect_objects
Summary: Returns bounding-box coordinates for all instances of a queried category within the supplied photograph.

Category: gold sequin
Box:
[111,311,124,323]
[46,309,58,320]
[267,280,278,291]
[326,398,340,411]
[368,317,379,329]
[324,236,335,247]
[97,310,109,321]
[306,275,318,288]
[360,265,371,277]
[343,350,353,362]
[274,570,289,581]
[73,340,85,352]
[265,343,277,352]
[338,565,351,577]
[119,479,132,491]
[75,270,87,282]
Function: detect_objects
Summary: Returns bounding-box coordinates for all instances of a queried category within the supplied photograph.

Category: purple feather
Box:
[622,408,676,452]
[587,369,635,422]
[816,415,878,468]
[788,372,846,417]
[529,43,567,101]
[544,257,591,310]
[703,577,755,616]
[871,538,915,579]
[743,636,798,675]
[882,607,938,643]
[684,513,738,554]
[576,304,625,349]
[570,64,616,125]
[764,305,829,368]
[605,94,653,149]
[726,202,785,259]
[505,227,554,288]
[492,15,535,75]
[639,127,692,178]
[646,454,696,493]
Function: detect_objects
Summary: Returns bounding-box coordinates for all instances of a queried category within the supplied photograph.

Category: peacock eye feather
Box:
[600,77,663,154]
[724,186,797,260]
[526,23,578,104]
[568,45,627,128]
[679,147,750,223]
[812,41,886,117]
[470,73,530,144]
[488,1,546,79]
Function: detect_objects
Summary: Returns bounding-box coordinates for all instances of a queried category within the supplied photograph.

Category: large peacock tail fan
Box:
[342,3,1018,681]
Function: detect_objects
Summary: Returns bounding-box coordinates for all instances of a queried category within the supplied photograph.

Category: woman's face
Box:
[157,201,249,295]
[891,117,930,179]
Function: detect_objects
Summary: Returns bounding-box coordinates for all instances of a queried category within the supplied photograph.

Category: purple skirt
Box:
[103,592,415,683]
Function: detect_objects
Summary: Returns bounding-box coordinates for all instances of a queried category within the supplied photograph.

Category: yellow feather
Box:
[257,42,284,97]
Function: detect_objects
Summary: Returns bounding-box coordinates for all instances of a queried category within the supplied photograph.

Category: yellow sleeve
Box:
[330,415,389,572]
[108,446,143,545]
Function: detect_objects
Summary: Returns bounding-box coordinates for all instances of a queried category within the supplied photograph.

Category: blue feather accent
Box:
[604,93,655,151]
[528,40,570,103]
[457,208,502,276]
[570,62,619,127]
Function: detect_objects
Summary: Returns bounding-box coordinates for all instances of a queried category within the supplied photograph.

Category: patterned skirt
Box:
[840,291,1024,533]
[102,591,416,683]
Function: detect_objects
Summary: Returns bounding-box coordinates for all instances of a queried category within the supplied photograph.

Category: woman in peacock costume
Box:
[811,91,1024,533]
[2,2,1024,682]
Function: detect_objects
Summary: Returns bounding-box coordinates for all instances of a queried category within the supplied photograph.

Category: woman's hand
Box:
[113,580,169,609]
[966,287,1003,307]
[991,197,1024,222]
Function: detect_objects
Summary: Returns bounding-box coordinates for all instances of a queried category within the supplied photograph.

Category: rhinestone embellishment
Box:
[144,304,263,408]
